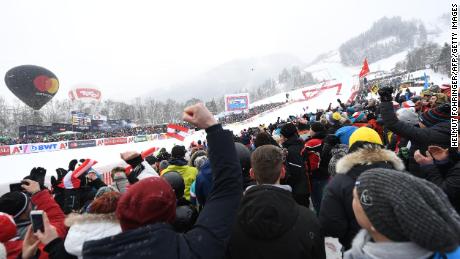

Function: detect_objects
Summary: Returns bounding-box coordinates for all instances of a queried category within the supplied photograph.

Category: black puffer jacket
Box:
[282,136,310,206]
[380,101,449,175]
[319,145,405,250]
[226,185,325,259]
[420,152,460,214]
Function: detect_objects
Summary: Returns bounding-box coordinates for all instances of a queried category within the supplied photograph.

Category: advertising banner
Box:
[30,142,61,153]
[68,140,97,149]
[10,144,27,155]
[134,135,147,143]
[0,146,10,156]
[225,93,250,112]
[104,137,128,146]
[96,139,104,146]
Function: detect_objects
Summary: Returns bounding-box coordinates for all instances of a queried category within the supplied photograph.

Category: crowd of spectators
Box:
[218,102,285,124]
[0,82,459,259]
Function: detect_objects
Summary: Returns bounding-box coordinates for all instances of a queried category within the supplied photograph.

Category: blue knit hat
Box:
[335,126,358,145]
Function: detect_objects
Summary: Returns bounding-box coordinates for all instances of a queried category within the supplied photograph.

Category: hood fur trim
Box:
[336,145,405,174]
[65,213,118,227]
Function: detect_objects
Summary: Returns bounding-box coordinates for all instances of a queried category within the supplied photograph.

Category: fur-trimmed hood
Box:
[336,146,405,175]
[65,213,118,227]
[64,213,121,259]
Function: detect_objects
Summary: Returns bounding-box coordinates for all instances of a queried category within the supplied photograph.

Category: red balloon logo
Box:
[33,75,51,92]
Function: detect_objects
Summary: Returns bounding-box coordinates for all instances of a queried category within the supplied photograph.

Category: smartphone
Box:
[30,210,44,233]
[9,183,23,192]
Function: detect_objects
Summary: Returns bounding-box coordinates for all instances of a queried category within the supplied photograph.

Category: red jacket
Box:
[6,190,67,259]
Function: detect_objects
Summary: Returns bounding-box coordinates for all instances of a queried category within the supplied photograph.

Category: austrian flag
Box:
[167,124,189,141]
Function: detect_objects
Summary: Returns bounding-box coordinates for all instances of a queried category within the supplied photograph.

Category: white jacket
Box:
[0,243,6,259]
[64,213,122,259]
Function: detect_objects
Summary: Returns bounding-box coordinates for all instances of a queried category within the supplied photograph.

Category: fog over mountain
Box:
[151,53,305,101]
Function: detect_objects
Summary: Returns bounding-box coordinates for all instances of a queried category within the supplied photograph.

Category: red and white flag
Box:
[167,124,189,141]
[59,159,98,189]
[359,58,370,78]
[102,171,113,185]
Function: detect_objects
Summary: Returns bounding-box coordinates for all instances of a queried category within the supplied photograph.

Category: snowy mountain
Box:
[151,53,306,101]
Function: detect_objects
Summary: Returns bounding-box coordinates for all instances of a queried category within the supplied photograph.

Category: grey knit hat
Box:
[396,108,418,125]
[355,169,460,252]
[95,186,118,199]
[159,160,170,172]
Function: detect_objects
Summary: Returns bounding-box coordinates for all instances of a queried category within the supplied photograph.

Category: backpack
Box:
[301,138,323,175]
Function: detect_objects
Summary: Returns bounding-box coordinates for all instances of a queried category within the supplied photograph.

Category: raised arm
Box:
[183,103,243,259]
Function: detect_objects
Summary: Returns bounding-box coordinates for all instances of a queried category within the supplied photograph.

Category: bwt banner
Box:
[69,140,97,149]
[9,142,67,155]
[0,146,10,156]
[30,142,67,153]
[104,137,128,146]
[225,93,250,112]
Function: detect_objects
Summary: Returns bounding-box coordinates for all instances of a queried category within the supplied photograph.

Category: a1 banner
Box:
[0,146,10,156]
[10,144,27,155]
[104,137,128,146]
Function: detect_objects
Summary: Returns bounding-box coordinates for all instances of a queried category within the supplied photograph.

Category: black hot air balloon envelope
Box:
[4,65,59,110]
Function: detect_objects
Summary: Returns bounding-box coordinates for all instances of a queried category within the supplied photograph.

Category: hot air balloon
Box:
[4,65,59,110]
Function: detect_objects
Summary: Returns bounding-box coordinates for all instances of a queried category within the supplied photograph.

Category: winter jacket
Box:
[328,144,349,177]
[82,124,243,259]
[7,190,67,259]
[302,131,329,180]
[195,160,212,206]
[380,101,449,175]
[319,146,405,250]
[44,238,76,259]
[111,174,129,193]
[64,213,121,259]
[282,135,310,207]
[0,243,5,259]
[161,159,198,201]
[226,185,325,259]
[420,157,460,214]
[344,230,433,259]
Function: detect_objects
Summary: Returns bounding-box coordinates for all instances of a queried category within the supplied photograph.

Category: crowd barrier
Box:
[0,133,171,157]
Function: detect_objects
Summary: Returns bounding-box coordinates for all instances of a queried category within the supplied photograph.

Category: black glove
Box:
[51,176,58,188]
[323,135,339,146]
[378,87,393,102]
[68,159,78,171]
[56,168,67,180]
[337,99,342,103]
[29,167,47,188]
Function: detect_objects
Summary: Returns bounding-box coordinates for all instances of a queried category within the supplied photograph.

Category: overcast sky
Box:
[0,0,447,101]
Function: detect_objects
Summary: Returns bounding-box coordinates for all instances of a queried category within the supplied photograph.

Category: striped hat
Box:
[419,104,450,127]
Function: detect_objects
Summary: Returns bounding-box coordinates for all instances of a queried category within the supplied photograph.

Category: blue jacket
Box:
[82,124,243,259]
[195,160,213,206]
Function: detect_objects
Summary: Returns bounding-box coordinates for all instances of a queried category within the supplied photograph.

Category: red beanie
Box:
[116,177,176,232]
[0,212,17,242]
